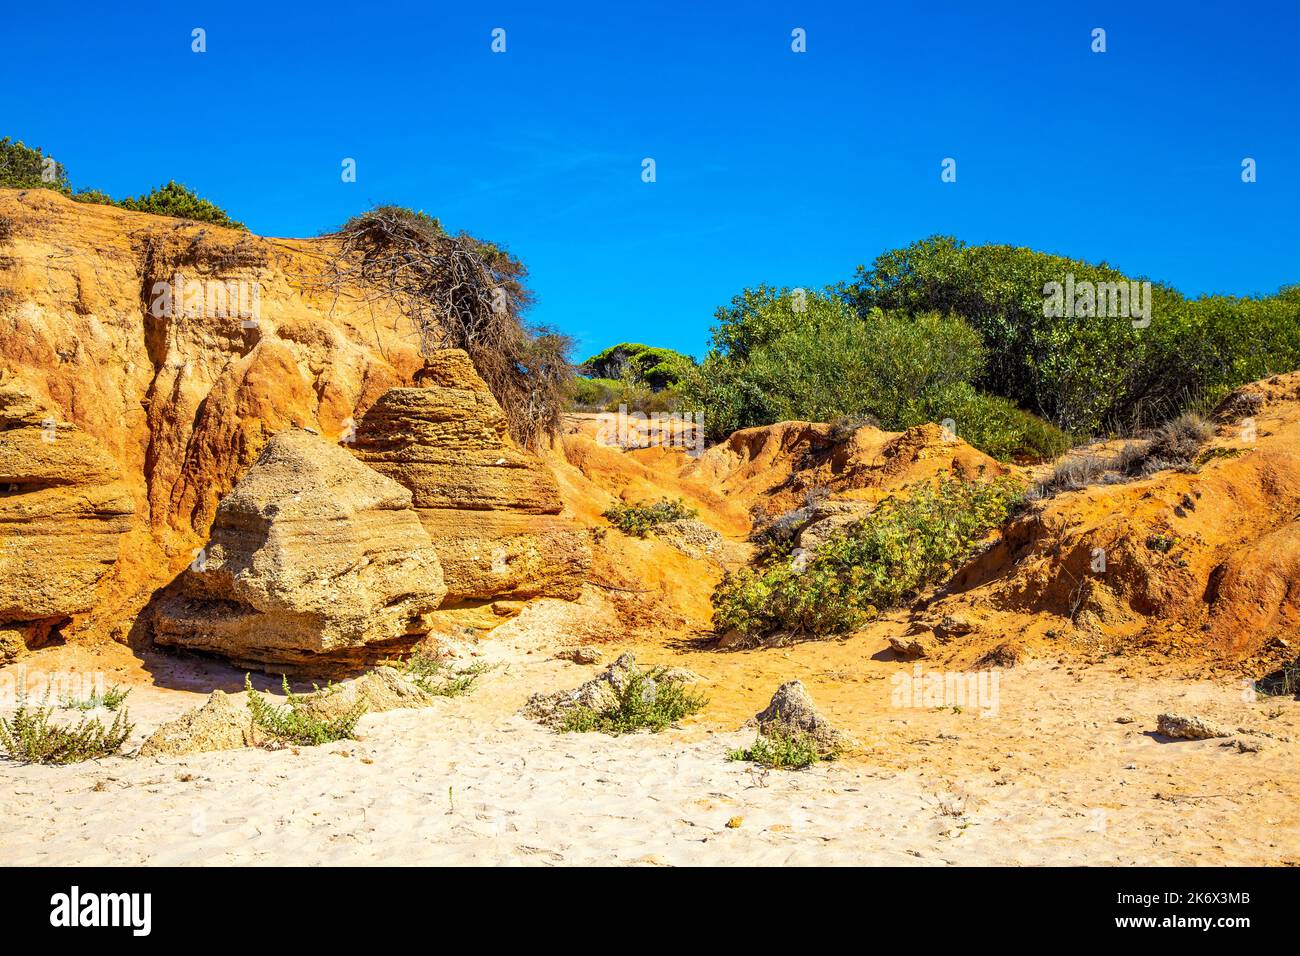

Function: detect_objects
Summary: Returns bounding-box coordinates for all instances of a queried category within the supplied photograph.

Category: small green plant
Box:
[559,666,708,735]
[1145,533,1176,553]
[59,684,130,712]
[728,729,825,769]
[388,651,491,697]
[244,675,364,746]
[1256,657,1300,698]
[0,689,133,764]
[713,476,1024,643]
[602,498,698,537]
[1194,446,1245,466]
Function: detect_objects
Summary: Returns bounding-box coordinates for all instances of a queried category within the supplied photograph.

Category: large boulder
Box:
[153,429,446,672]
[0,381,134,660]
[353,349,590,602]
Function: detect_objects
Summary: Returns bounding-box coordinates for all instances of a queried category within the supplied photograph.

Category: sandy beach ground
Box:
[2,609,1297,866]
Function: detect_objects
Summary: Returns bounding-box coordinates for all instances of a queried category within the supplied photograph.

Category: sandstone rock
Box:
[796,500,876,552]
[749,680,849,754]
[354,350,590,602]
[138,690,262,757]
[888,632,936,659]
[302,667,435,722]
[555,645,603,665]
[523,651,639,726]
[653,518,723,559]
[1157,713,1232,740]
[153,429,446,671]
[0,381,134,650]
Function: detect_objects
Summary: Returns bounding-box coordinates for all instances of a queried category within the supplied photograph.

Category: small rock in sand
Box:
[888,632,935,659]
[1156,713,1232,740]
[554,646,603,665]
[748,680,851,754]
[138,690,263,757]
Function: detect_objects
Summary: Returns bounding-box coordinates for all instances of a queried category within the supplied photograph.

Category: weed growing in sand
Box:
[713,476,1023,643]
[0,688,133,765]
[602,498,698,537]
[58,684,130,712]
[560,666,707,735]
[244,675,364,746]
[728,729,825,770]
[1257,657,1300,698]
[388,651,491,697]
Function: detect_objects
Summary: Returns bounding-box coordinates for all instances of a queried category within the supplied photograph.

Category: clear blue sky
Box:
[2,1,1296,359]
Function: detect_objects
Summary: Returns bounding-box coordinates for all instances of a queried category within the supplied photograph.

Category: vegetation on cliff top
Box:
[0,137,246,229]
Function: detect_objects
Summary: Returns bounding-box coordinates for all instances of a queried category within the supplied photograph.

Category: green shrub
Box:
[843,236,1300,435]
[244,675,363,746]
[116,181,246,230]
[559,666,708,735]
[58,684,130,712]
[0,137,68,191]
[603,497,697,537]
[388,651,490,697]
[0,689,133,764]
[728,729,826,769]
[679,287,1065,461]
[570,372,682,414]
[712,476,1024,643]
[579,343,695,391]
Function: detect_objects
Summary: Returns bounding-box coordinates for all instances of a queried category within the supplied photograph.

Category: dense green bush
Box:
[712,476,1023,643]
[580,343,695,390]
[728,729,826,769]
[841,236,1300,434]
[0,137,68,191]
[680,286,1067,460]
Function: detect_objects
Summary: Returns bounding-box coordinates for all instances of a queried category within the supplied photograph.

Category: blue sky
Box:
[2,1,1296,359]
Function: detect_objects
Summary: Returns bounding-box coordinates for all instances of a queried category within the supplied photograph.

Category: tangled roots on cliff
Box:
[322,206,571,449]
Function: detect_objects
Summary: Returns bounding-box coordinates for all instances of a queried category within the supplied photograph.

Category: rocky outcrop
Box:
[354,350,590,602]
[153,429,446,671]
[0,380,133,659]
[0,188,425,647]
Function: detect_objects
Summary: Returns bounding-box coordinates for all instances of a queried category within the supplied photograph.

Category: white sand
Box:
[2,623,1298,866]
